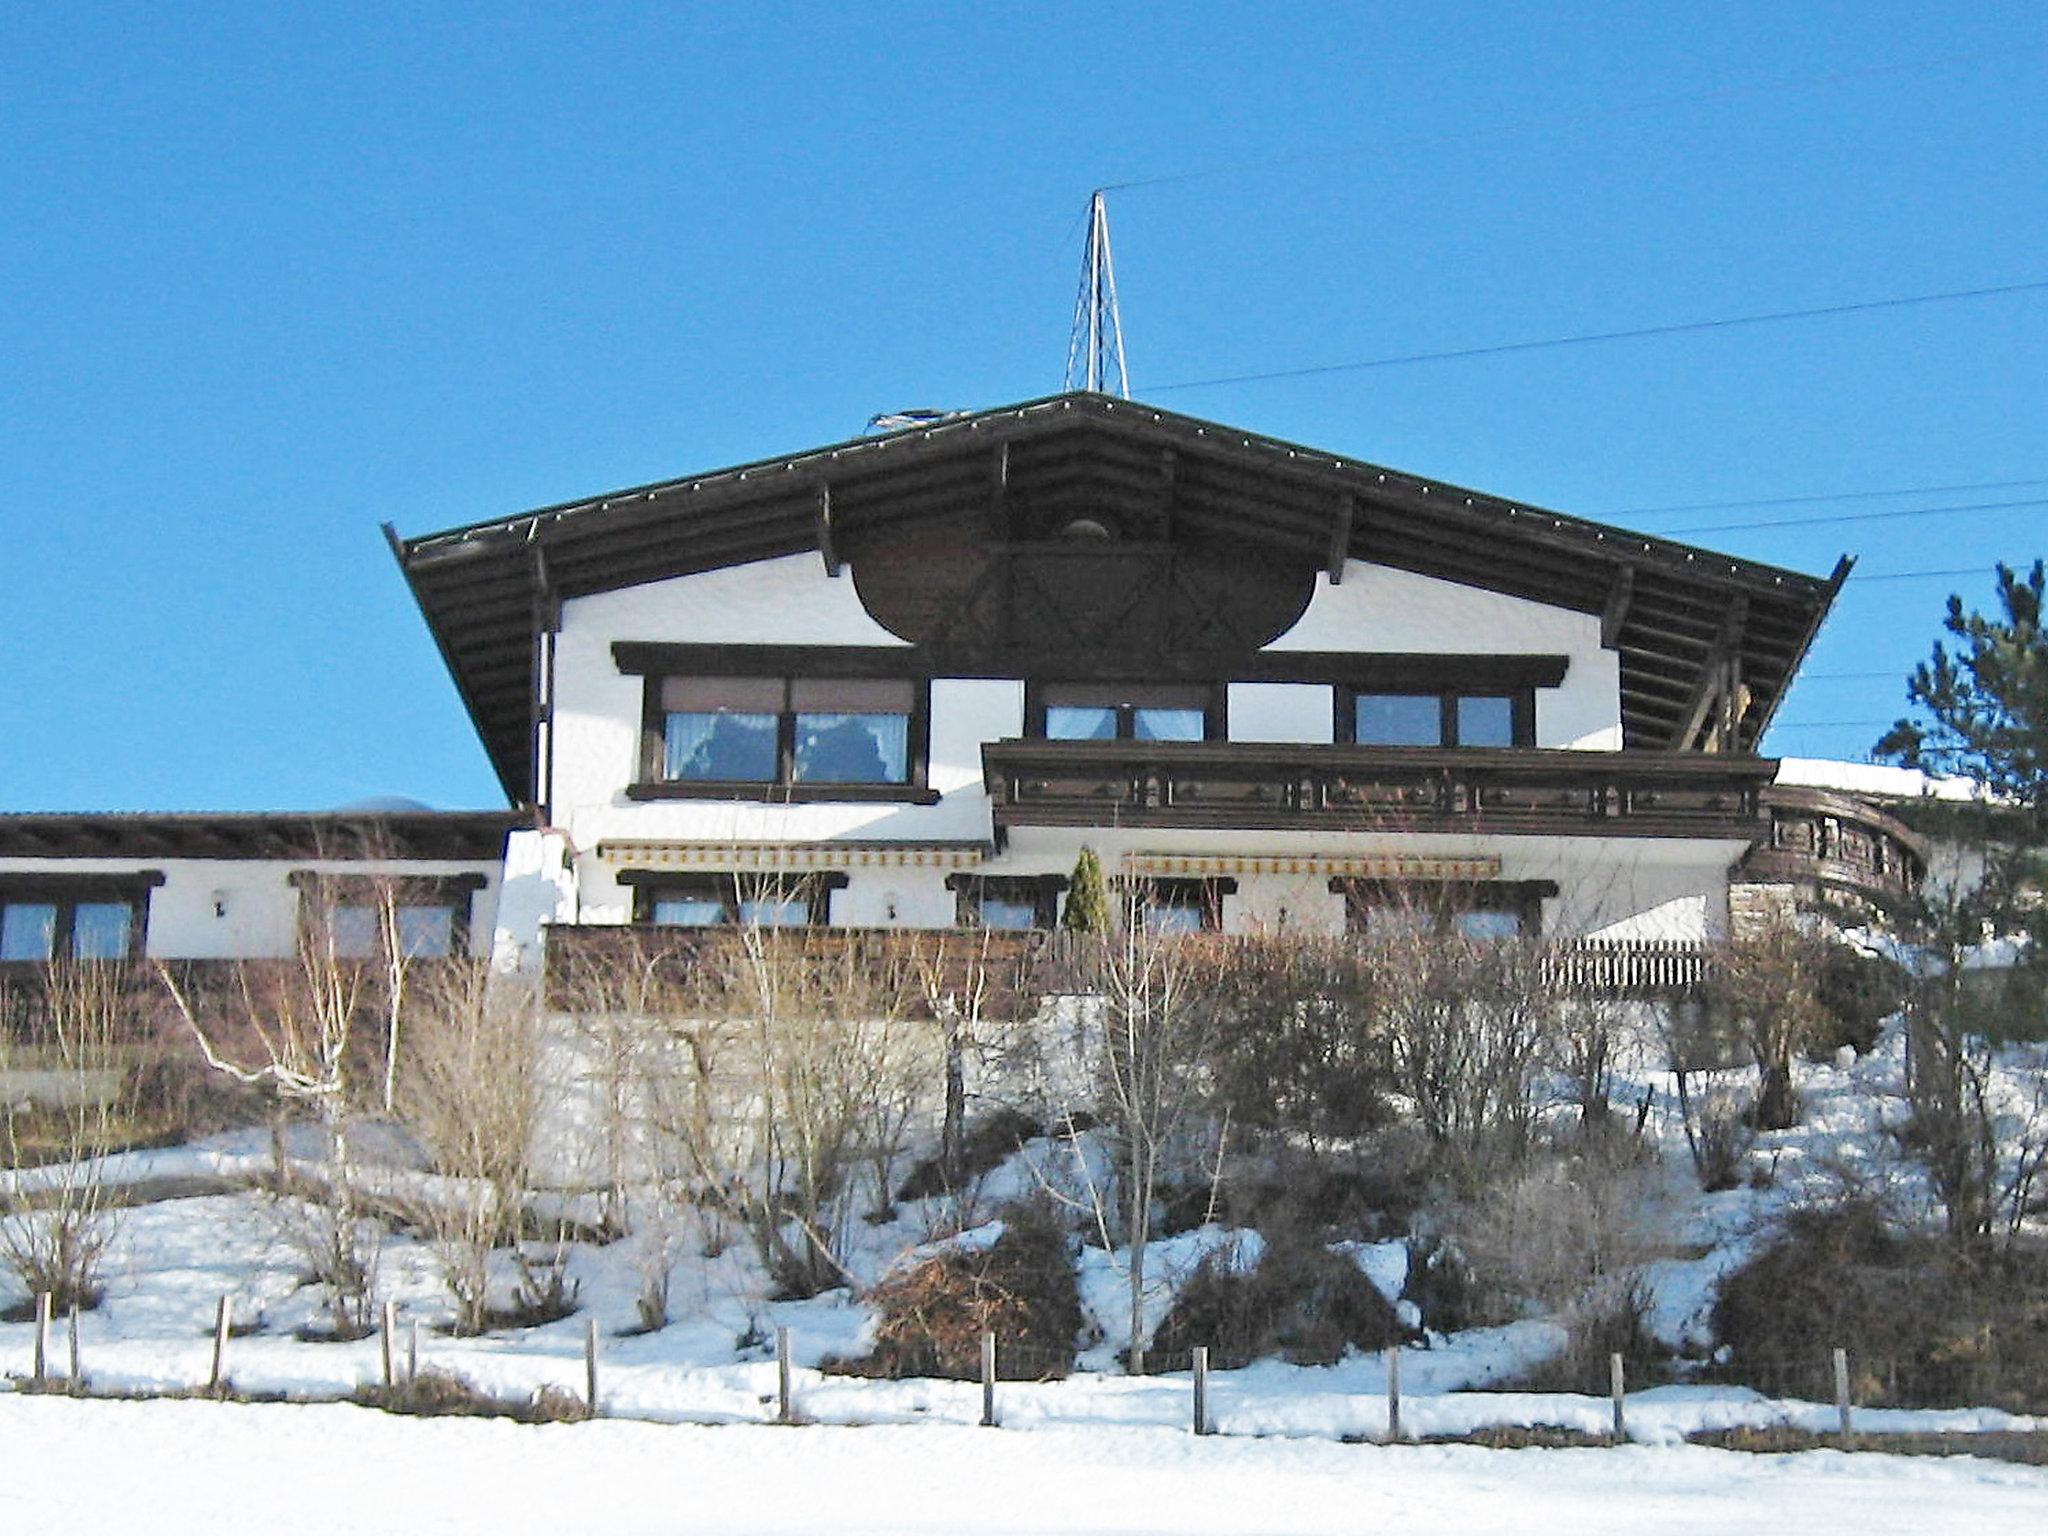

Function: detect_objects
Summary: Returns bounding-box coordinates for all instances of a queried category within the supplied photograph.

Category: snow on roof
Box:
[1773,757,1987,803]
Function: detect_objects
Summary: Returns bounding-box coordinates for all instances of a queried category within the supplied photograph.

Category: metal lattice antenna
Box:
[1063,190,1130,397]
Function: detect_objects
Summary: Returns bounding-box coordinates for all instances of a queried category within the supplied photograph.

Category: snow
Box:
[6,1016,2048,1472]
[1774,757,1987,803]
[1,1395,2044,1535]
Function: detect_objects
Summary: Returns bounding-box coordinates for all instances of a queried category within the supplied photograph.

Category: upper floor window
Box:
[1342,688,1532,748]
[1030,683,1220,743]
[0,873,160,962]
[636,676,934,802]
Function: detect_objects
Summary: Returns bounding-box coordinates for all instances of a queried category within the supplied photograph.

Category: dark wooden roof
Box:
[0,811,522,862]
[390,392,1847,803]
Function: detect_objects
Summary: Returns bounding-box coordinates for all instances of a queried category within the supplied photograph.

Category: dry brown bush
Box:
[1713,1201,2048,1411]
[353,1367,592,1423]
[832,1199,1080,1380]
[1150,1230,1405,1372]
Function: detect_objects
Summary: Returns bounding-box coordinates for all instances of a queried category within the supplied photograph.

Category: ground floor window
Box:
[0,873,161,962]
[625,871,845,928]
[1332,878,1553,939]
[946,873,1067,930]
[288,872,485,960]
[1129,877,1235,933]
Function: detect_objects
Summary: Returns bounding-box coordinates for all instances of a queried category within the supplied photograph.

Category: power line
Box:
[1145,277,2048,392]
[1840,566,1996,585]
[1099,41,2043,194]
[1603,475,2048,519]
[1665,496,2048,535]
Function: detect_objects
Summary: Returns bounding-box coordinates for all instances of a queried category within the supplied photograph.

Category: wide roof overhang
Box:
[389,391,1846,804]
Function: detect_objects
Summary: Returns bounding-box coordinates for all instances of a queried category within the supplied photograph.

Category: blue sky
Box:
[2,3,2042,811]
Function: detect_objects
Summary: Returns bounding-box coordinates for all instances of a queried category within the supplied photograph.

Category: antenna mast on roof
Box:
[1063,190,1130,398]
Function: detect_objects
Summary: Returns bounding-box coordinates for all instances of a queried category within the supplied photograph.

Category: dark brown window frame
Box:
[1023,681,1228,742]
[1128,876,1238,932]
[944,872,1068,929]
[1336,686,1536,748]
[627,673,937,804]
[0,871,163,963]
[286,870,488,957]
[1330,877,1557,938]
[617,869,848,927]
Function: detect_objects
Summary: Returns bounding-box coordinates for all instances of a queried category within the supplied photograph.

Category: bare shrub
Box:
[1370,932,1557,1190]
[1150,1229,1405,1371]
[1704,918,1833,1131]
[1448,1141,1666,1349]
[596,909,946,1299]
[833,1198,1080,1380]
[1206,933,1391,1155]
[1713,1201,2048,1411]
[392,962,544,1334]
[1057,923,1229,1376]
[160,918,395,1338]
[355,1366,592,1423]
[1680,1084,1756,1193]
[0,964,134,1312]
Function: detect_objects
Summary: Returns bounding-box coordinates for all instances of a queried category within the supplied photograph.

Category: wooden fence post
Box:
[1192,1346,1211,1436]
[408,1318,420,1382]
[1833,1347,1854,1450]
[1610,1352,1626,1443]
[32,1292,51,1383]
[585,1315,600,1413]
[1385,1346,1402,1443]
[380,1300,397,1390]
[980,1331,998,1428]
[68,1304,81,1390]
[209,1295,231,1393]
[776,1325,793,1425]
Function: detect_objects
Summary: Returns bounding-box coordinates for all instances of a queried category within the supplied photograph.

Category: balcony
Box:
[981,740,1775,841]
[1745,785,1928,910]
[542,924,1062,1018]
[541,925,1717,1014]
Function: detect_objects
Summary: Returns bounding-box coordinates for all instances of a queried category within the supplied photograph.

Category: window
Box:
[0,874,160,962]
[639,676,931,801]
[1342,688,1532,747]
[627,872,844,928]
[947,874,1066,930]
[1030,683,1219,742]
[1129,877,1234,933]
[289,872,484,960]
[1333,879,1554,940]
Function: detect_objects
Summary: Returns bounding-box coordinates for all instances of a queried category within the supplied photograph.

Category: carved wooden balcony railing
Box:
[1745,785,1928,910]
[980,740,1776,840]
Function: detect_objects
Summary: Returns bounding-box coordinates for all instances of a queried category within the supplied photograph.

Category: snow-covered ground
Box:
[4,1018,2045,1450]
[3,1395,2044,1536]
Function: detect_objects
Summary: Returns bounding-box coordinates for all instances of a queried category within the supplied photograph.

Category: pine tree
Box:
[1878,559,2048,831]
[1062,846,1112,935]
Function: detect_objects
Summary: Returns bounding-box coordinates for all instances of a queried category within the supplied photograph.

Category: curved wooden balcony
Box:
[980,739,1775,840]
[1746,785,1928,909]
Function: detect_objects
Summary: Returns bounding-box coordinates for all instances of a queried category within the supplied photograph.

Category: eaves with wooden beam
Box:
[386,391,1845,805]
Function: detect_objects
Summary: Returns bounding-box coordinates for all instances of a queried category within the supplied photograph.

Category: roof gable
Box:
[391,392,1844,802]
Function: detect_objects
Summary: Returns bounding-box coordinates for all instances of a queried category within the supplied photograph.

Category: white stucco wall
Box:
[1269,561,1623,750]
[0,856,502,960]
